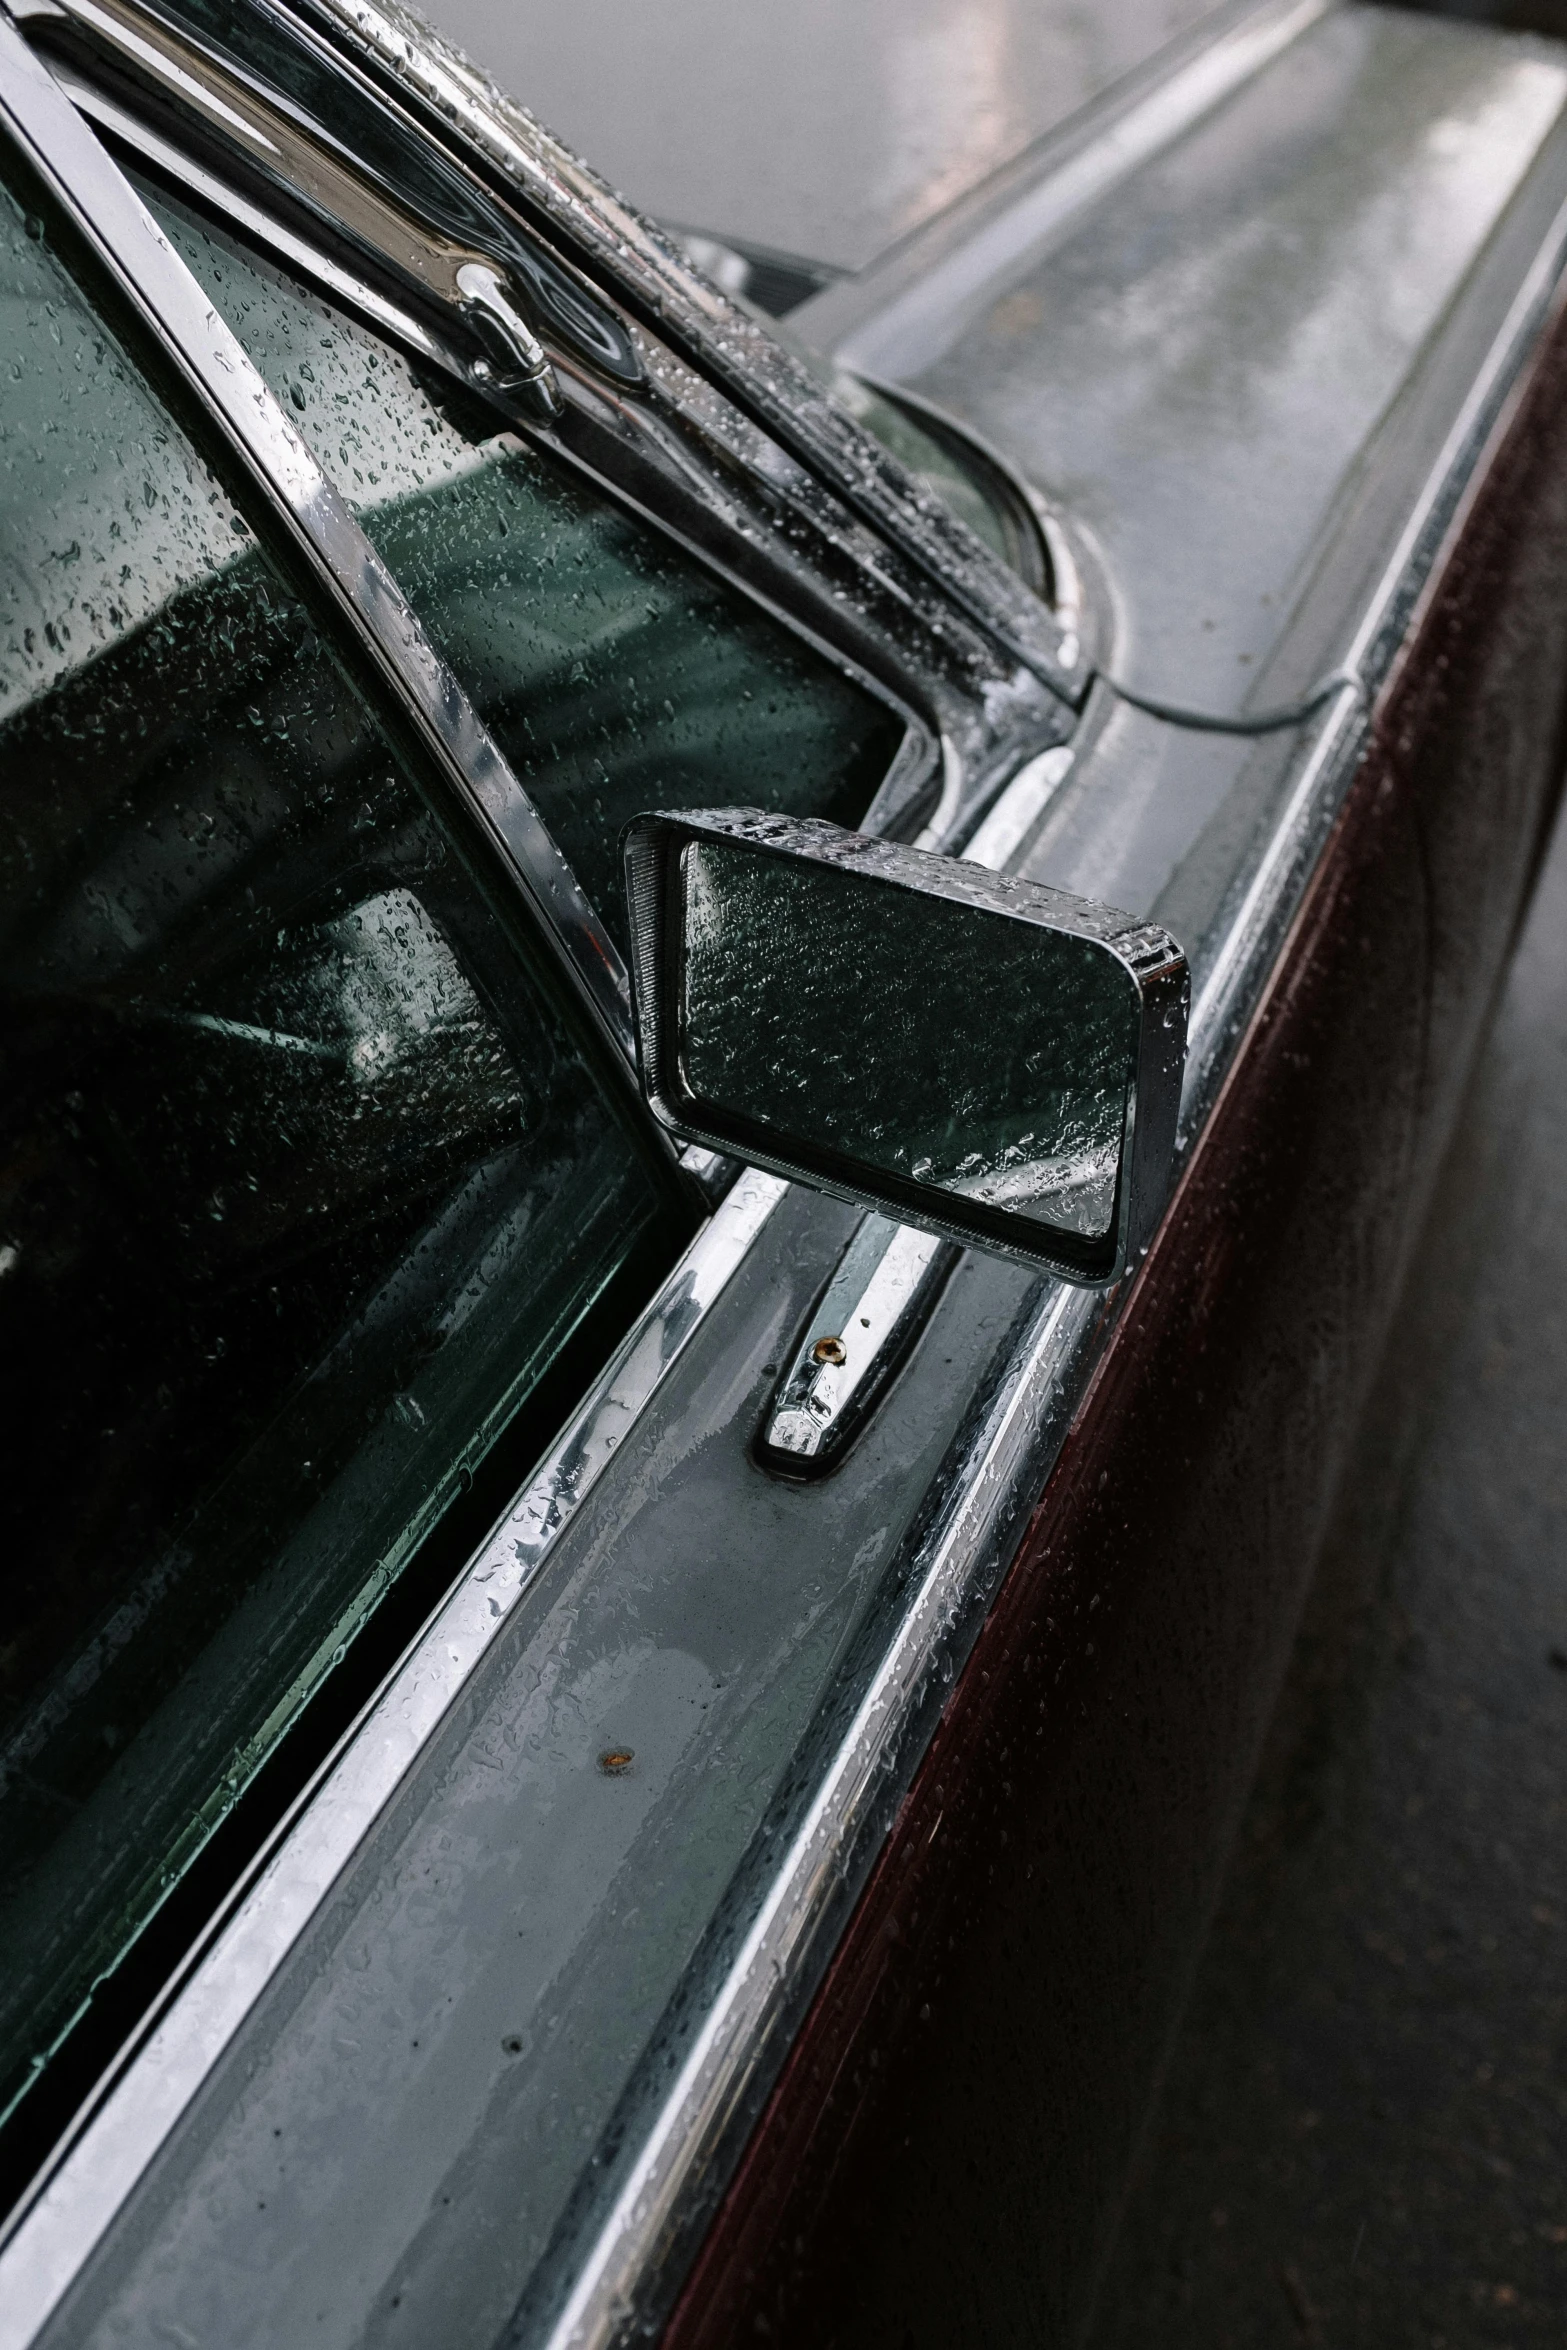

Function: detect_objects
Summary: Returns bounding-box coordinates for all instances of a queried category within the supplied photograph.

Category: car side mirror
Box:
[623,809,1189,1285]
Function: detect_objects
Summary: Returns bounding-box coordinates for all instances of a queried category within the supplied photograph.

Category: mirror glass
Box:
[676,839,1141,1243]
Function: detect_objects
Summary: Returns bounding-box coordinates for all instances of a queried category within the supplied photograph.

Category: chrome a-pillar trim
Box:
[0,4,642,1102]
[18,0,1080,856]
[36,51,950,838]
[22,0,565,416]
[289,0,1087,707]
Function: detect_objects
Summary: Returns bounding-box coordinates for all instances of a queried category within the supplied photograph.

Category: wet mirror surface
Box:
[676,838,1141,1244]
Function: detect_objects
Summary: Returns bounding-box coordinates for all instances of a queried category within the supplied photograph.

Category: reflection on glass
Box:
[678,842,1139,1240]
[0,175,677,2130]
[141,185,907,946]
[831,372,1044,588]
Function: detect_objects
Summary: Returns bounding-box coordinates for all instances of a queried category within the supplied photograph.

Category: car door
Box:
[0,0,1078,2286]
[4,5,1567,2350]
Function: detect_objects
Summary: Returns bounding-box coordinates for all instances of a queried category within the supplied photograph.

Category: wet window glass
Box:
[0,175,679,2132]
[831,372,1048,591]
[141,186,907,947]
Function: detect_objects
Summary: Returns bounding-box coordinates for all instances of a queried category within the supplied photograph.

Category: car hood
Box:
[417,0,1234,274]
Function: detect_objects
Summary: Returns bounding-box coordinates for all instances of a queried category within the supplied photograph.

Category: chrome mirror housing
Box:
[624,809,1189,1284]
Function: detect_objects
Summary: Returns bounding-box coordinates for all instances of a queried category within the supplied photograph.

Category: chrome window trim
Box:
[0,1,650,1108]
[53,62,948,832]
[48,59,461,360]
[5,8,1563,2346]
[26,0,1068,851]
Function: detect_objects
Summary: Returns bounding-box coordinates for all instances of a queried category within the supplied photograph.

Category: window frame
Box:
[0,29,724,2165]
[12,0,1081,866]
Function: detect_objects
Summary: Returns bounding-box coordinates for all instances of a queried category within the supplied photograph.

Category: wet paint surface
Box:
[421,0,1228,270]
[1090,729,1567,2350]
[17,10,1567,2346]
[818,8,1567,714]
[36,1186,1037,2350]
[655,174,1567,2347]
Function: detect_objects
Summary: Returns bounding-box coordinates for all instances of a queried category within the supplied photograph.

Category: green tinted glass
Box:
[143,189,907,945]
[830,373,1048,592]
[0,176,676,2128]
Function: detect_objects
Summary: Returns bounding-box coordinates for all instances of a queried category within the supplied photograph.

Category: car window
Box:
[831,371,1047,591]
[0,169,687,2136]
[140,184,909,946]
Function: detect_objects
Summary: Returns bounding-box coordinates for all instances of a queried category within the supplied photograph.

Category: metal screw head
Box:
[811,1334,847,1366]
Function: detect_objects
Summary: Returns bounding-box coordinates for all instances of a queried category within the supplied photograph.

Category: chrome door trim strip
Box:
[525,740,1370,2350]
[0,5,641,1091]
[0,1168,790,2349]
[537,1270,1092,2350]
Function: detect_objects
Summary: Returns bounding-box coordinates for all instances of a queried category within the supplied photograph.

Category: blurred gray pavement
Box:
[1085,800,1567,2343]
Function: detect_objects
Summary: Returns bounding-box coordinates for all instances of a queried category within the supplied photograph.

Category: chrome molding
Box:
[28,0,567,411]
[28,0,589,374]
[287,0,1086,703]
[52,57,452,357]
[0,1168,790,2349]
[47,55,955,838]
[960,743,1075,868]
[30,0,1079,760]
[520,184,1567,2350]
[0,4,644,1096]
[536,1273,1095,2350]
[22,0,1073,848]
